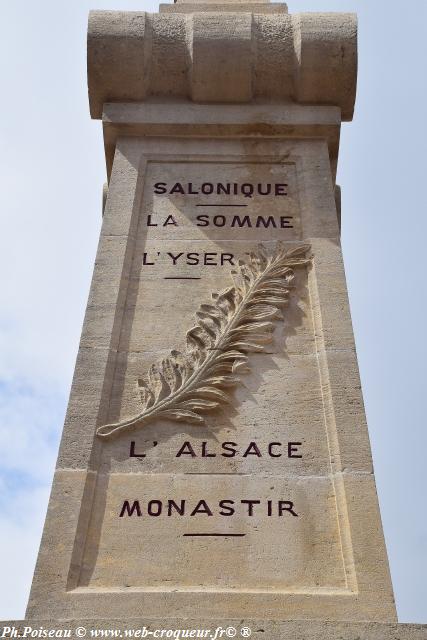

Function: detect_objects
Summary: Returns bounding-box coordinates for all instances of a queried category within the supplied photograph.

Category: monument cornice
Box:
[102,102,341,181]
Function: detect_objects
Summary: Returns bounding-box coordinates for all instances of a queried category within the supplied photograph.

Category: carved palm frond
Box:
[96,243,311,439]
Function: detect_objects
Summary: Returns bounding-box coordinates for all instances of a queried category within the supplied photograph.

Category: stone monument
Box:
[1,0,425,638]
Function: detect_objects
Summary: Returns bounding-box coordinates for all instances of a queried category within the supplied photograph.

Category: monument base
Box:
[1,619,426,640]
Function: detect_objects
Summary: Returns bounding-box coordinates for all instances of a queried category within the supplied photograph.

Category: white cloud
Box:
[0,485,49,620]
[0,379,62,619]
[0,380,63,485]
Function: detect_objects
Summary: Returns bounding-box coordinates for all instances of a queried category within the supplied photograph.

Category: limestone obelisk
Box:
[1,1,424,638]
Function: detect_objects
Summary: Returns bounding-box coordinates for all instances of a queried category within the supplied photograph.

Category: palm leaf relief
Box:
[96,243,311,439]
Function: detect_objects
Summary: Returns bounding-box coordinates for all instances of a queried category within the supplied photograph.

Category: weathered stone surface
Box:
[101,103,341,182]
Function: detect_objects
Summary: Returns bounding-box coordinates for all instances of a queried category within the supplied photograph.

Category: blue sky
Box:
[0,0,426,623]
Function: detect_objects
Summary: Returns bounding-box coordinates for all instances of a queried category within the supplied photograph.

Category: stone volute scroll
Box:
[1,0,421,639]
[87,4,357,120]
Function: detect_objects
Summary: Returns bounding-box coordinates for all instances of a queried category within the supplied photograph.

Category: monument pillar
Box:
[1,1,425,638]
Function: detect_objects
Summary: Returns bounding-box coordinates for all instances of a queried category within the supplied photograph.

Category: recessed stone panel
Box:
[27,138,396,623]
